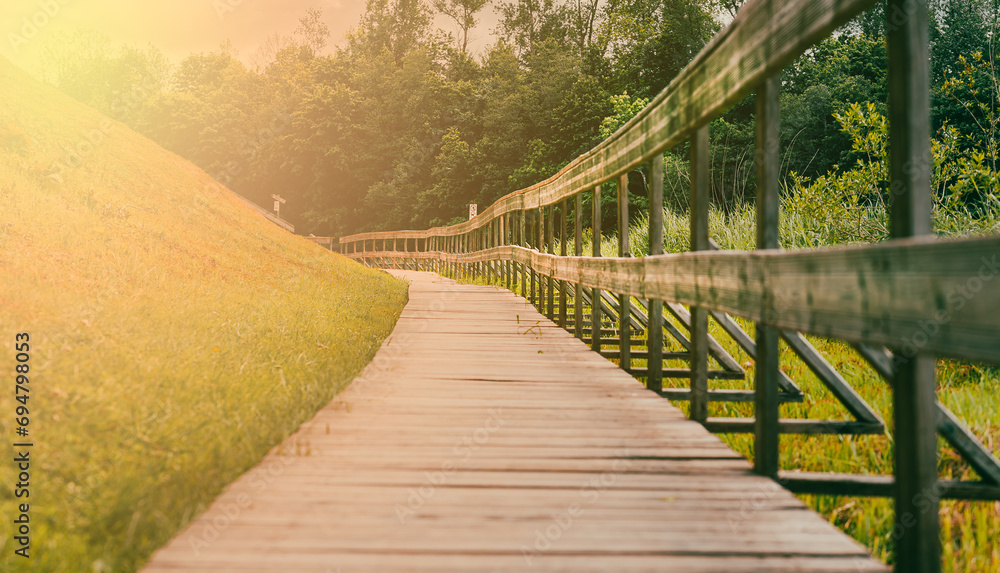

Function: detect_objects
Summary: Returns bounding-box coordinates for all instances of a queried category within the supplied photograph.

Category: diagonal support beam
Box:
[854,343,1000,486]
[782,331,883,425]
[709,310,802,396]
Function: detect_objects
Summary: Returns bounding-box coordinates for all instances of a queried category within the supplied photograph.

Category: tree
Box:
[433,0,488,54]
[601,0,718,98]
[494,0,571,59]
[41,30,168,123]
[351,0,433,65]
[295,7,331,56]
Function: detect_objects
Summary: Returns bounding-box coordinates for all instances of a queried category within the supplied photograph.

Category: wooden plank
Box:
[780,472,1000,501]
[657,389,803,404]
[141,271,886,572]
[704,418,885,435]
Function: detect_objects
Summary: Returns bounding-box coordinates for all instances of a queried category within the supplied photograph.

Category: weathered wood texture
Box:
[142,272,887,572]
[347,236,1000,364]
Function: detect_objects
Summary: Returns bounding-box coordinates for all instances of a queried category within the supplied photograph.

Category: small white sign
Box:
[274,201,280,212]
[469,204,478,220]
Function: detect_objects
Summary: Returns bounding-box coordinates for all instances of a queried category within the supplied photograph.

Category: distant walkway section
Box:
[142,271,887,572]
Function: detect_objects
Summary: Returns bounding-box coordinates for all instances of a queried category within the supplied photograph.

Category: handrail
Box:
[343,237,1000,364]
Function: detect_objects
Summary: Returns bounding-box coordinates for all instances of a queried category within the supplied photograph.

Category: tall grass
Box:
[0,57,408,571]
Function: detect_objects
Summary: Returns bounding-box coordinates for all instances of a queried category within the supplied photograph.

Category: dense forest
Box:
[36,0,1000,237]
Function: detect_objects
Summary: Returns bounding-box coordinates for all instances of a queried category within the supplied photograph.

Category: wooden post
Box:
[690,126,710,423]
[591,184,602,353]
[538,207,545,309]
[490,221,496,284]
[618,172,631,372]
[502,215,509,289]
[546,205,555,320]
[888,0,939,568]
[648,154,665,393]
[517,209,528,299]
[754,75,780,480]
[559,199,568,329]
[574,194,584,340]
[529,210,536,305]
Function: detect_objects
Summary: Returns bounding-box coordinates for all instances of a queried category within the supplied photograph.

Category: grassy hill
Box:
[0,56,407,572]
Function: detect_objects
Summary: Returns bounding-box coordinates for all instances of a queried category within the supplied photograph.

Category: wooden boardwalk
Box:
[142,271,888,572]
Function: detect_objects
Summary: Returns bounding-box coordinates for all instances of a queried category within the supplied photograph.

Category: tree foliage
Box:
[39,2,1000,236]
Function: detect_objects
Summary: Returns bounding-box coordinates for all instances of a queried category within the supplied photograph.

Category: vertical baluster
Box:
[591,184,602,353]
[506,213,512,290]
[559,199,568,329]
[518,209,528,299]
[574,194,584,340]
[754,75,780,479]
[537,207,545,309]
[690,126,710,423]
[546,204,555,320]
[529,210,536,305]
[500,215,507,289]
[488,222,494,283]
[648,154,664,393]
[618,172,631,373]
[888,0,939,568]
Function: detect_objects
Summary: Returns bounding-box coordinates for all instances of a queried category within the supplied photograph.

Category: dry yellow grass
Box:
[0,56,407,571]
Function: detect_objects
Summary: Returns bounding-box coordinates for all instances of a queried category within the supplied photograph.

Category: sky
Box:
[2,0,498,76]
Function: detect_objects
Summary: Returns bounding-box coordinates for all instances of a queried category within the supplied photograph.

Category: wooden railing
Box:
[338,1,1000,569]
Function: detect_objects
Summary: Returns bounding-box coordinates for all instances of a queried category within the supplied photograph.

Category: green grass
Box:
[0,57,408,571]
[451,198,1000,569]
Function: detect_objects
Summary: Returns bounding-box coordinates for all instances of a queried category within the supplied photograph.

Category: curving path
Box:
[142,270,888,572]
